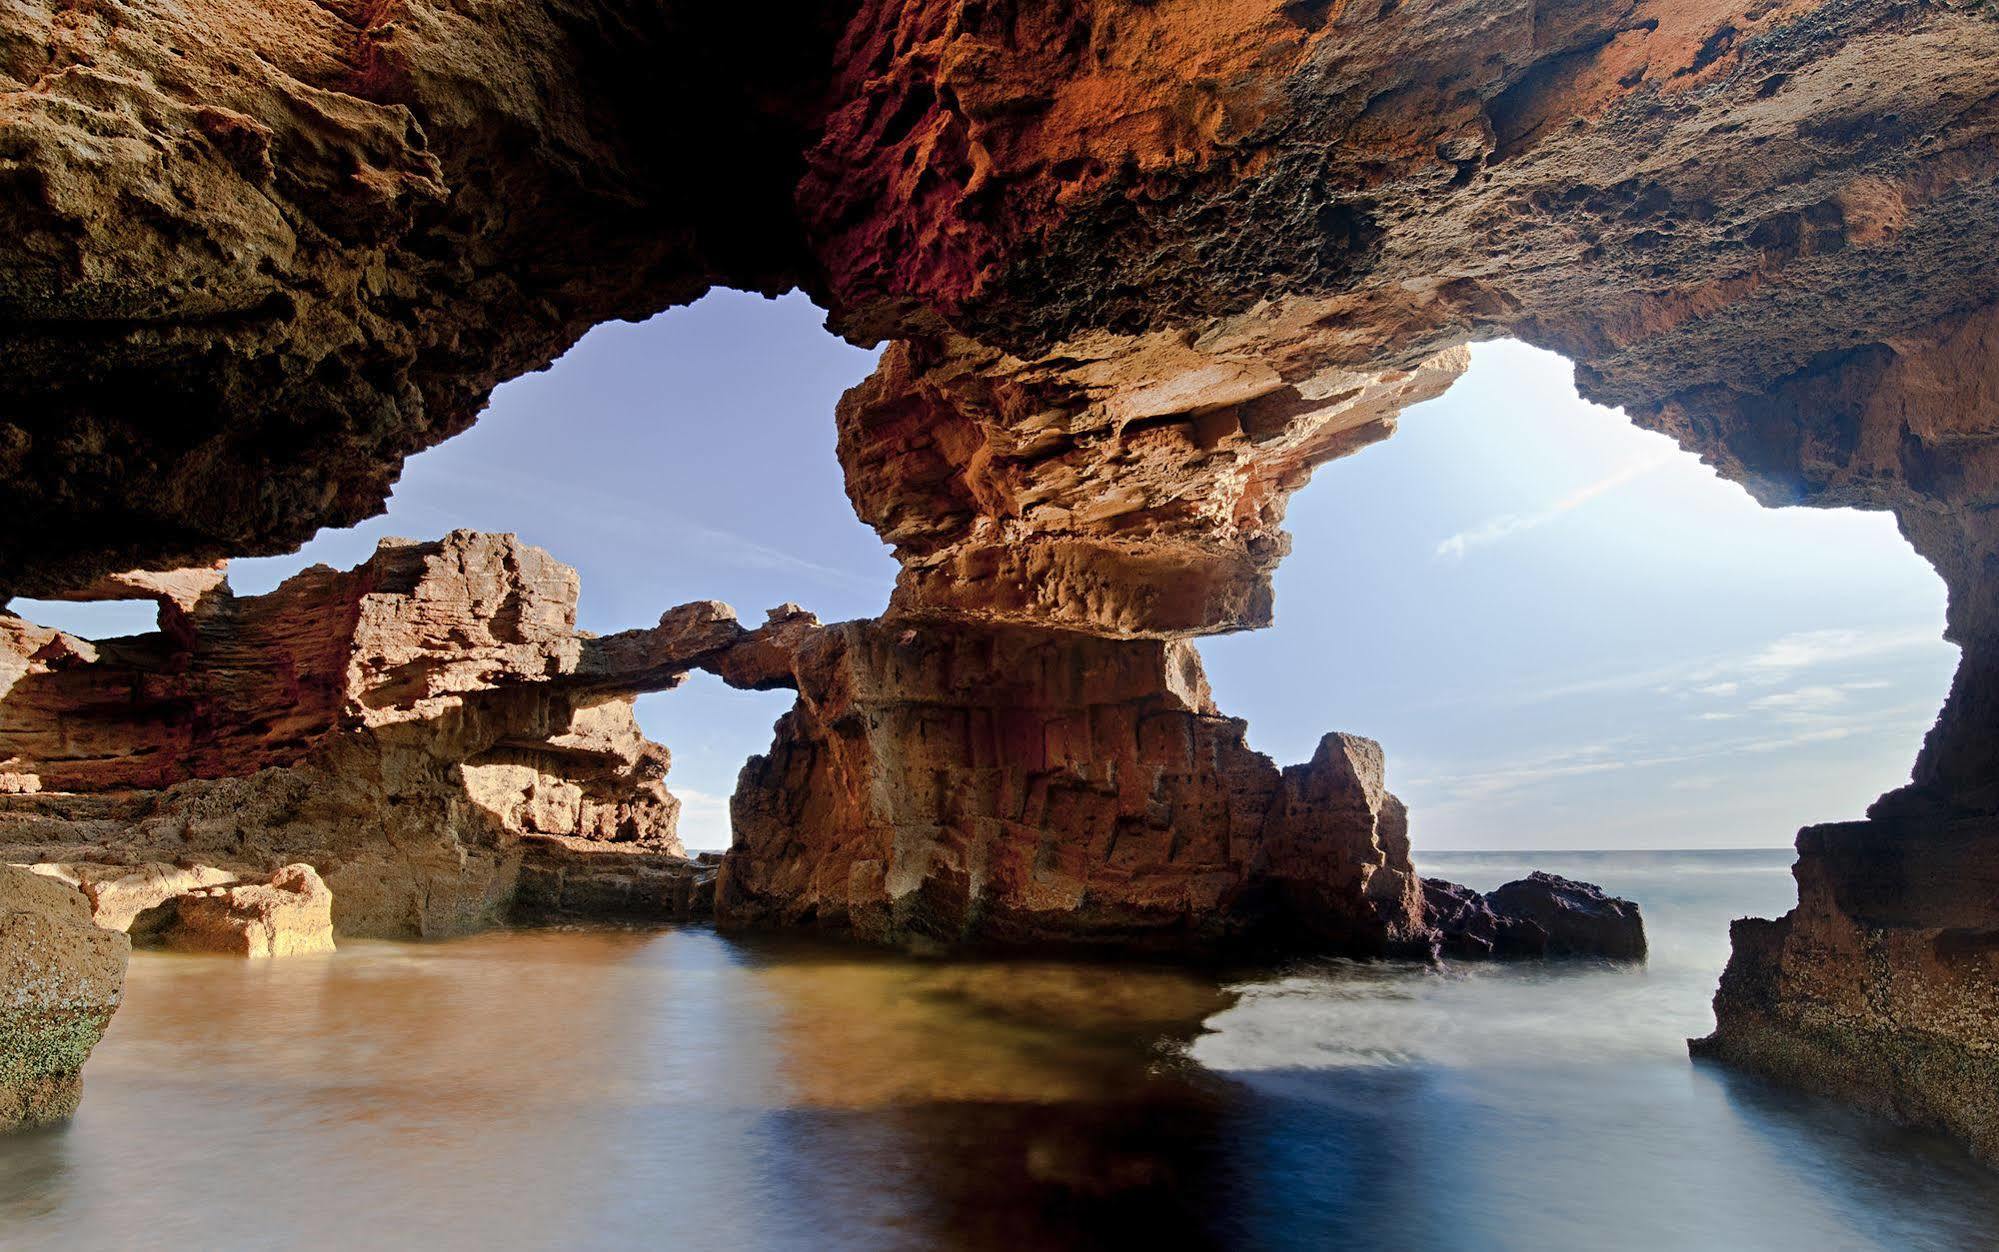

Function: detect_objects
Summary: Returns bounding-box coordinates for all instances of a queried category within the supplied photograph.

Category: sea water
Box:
[0,849,1992,1250]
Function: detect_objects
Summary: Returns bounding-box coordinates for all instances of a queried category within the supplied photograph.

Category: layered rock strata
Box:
[717,618,1428,955]
[0,864,129,1129]
[0,532,795,936]
[0,0,1993,1161]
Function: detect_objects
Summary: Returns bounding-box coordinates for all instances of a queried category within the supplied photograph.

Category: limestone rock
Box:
[1692,820,1999,1164]
[716,618,1428,955]
[0,533,784,937]
[153,864,335,958]
[510,837,719,924]
[22,861,241,933]
[0,864,129,1129]
[0,0,1994,1164]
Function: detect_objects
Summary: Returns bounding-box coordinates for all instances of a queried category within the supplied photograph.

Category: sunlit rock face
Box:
[0,532,779,936]
[717,618,1428,954]
[807,0,1999,639]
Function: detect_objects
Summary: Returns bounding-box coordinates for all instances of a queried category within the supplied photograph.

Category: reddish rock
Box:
[1692,820,1999,1164]
[0,0,1993,1163]
[717,618,1427,955]
[0,533,789,937]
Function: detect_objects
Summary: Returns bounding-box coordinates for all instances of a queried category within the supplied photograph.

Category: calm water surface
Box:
[1,849,1993,1249]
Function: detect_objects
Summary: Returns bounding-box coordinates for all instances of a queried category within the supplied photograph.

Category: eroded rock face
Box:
[0,0,850,594]
[718,617,1428,954]
[156,864,336,958]
[512,839,720,925]
[0,864,129,1129]
[1693,819,1999,1163]
[0,532,784,937]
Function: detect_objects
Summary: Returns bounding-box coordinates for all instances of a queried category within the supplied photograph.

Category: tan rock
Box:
[21,861,241,932]
[160,865,337,958]
[0,534,808,938]
[0,864,130,1129]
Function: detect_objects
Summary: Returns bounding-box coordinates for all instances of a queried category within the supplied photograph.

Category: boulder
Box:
[1421,878,1547,960]
[1485,873,1647,960]
[0,864,130,1129]
[157,864,336,958]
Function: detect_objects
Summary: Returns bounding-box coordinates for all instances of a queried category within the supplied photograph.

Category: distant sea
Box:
[3,848,1994,1250]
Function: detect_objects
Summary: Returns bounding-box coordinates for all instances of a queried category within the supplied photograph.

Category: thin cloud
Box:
[1742,626,1939,674]
[1457,622,1947,711]
[1435,454,1670,559]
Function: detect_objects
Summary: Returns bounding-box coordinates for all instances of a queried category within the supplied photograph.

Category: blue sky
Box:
[14,292,1958,851]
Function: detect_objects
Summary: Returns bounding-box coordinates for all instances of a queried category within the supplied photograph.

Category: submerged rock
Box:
[157,864,336,958]
[0,865,129,1129]
[1424,873,1646,961]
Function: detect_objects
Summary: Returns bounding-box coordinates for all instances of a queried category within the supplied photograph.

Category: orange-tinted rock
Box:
[22,862,241,933]
[717,618,1428,954]
[0,533,789,937]
[0,0,1995,1162]
[158,864,336,958]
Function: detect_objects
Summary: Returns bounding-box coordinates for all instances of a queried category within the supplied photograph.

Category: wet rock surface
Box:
[1693,819,1999,1164]
[0,864,129,1129]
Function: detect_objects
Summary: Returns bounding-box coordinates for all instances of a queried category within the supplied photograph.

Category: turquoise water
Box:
[0,849,1992,1249]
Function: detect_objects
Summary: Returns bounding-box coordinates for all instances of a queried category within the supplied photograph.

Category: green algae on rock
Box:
[0,864,129,1129]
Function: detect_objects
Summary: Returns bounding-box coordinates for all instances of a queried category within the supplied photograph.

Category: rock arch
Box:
[1,0,1996,1156]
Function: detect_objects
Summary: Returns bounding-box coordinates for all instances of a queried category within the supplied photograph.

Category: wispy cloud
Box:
[672,787,733,852]
[1454,622,1947,712]
[1435,454,1670,560]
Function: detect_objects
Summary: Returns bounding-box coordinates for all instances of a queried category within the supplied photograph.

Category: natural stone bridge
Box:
[1,0,1995,1159]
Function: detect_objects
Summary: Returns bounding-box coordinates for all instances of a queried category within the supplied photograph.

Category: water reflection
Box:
[0,851,1992,1250]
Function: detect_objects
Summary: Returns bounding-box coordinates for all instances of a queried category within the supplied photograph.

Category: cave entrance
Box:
[1201,338,1958,857]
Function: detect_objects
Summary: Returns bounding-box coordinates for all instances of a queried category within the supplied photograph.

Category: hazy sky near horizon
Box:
[14,290,1959,851]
